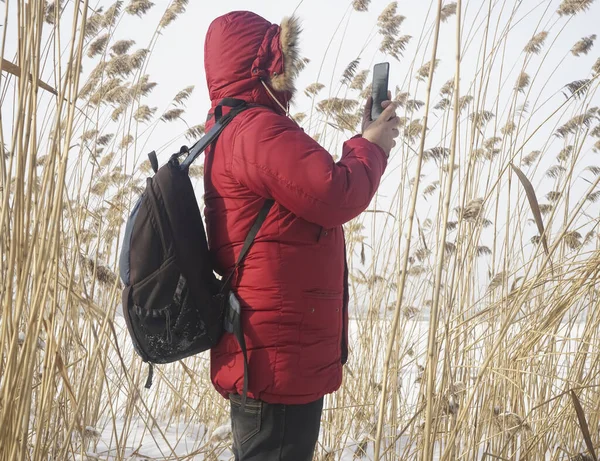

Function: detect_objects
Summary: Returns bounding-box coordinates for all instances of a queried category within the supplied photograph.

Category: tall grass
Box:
[1,0,600,460]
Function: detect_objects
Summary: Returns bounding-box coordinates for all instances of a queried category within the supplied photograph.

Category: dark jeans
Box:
[229,394,324,461]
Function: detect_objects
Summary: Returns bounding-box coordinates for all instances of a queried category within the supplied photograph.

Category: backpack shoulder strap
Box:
[235,200,274,269]
[220,199,273,292]
[184,96,273,409]
[222,199,273,408]
[179,99,249,171]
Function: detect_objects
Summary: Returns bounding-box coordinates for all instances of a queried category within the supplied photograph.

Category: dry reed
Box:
[2,1,600,460]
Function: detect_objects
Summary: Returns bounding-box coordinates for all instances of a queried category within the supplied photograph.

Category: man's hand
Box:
[362,91,400,157]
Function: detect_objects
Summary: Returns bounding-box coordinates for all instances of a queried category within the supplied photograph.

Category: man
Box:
[202,10,399,461]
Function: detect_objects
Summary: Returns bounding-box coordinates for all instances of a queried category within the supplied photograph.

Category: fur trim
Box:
[270,16,302,95]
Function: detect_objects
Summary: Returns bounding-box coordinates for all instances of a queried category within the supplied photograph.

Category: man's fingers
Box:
[387,90,392,100]
[381,100,393,110]
[378,101,398,122]
[364,96,373,118]
[387,116,401,127]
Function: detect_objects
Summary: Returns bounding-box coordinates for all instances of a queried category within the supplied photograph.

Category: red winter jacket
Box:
[203,11,387,404]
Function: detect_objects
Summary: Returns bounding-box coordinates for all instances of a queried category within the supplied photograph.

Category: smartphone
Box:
[371,62,390,120]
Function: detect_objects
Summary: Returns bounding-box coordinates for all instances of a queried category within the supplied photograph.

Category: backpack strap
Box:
[221,200,274,292]
[179,98,248,171]
[222,199,273,408]
[179,96,272,408]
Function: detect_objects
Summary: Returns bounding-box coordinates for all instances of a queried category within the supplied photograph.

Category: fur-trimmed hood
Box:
[204,11,302,113]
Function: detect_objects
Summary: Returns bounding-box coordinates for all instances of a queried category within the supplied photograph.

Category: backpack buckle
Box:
[223,291,241,334]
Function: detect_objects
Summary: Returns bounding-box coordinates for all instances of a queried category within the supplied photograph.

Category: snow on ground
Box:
[85,317,426,460]
[86,315,585,460]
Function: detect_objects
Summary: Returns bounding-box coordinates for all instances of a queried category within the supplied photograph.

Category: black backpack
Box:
[119,98,272,405]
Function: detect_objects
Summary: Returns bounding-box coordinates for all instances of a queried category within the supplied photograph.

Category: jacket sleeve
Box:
[230,109,388,229]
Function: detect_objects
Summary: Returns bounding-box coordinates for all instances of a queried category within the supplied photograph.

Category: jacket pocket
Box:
[301,291,342,336]
[303,289,342,300]
[298,293,342,378]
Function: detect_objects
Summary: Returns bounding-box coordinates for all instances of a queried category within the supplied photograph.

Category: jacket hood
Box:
[204,11,301,114]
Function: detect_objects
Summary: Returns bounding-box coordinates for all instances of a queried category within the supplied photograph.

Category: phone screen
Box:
[371,62,390,120]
